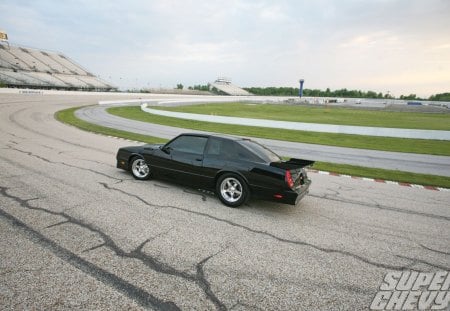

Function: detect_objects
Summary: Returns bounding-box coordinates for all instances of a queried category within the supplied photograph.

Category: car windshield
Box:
[238,140,281,163]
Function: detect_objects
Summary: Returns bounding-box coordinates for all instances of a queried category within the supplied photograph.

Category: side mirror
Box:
[161,145,171,154]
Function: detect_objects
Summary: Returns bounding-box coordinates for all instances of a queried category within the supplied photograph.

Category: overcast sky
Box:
[1,0,449,97]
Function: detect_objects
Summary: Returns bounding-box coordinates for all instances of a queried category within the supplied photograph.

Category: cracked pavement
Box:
[1,93,449,310]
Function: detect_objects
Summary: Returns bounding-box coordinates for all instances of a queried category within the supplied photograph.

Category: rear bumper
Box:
[277,179,311,205]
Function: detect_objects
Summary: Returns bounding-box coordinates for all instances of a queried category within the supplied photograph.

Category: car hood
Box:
[119,144,163,153]
[142,143,164,150]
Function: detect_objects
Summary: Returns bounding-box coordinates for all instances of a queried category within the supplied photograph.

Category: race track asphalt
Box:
[1,93,449,310]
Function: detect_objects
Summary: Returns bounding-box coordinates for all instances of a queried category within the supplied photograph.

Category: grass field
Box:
[108,106,450,156]
[152,102,450,130]
[55,106,450,188]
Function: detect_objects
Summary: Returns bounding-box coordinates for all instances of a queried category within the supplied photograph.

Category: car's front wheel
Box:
[216,173,248,207]
[130,157,151,180]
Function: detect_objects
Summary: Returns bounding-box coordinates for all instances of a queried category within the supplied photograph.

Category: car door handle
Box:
[195,158,202,161]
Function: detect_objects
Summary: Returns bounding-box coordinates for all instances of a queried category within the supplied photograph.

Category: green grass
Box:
[108,106,450,156]
[152,102,450,130]
[55,106,450,188]
[54,107,167,144]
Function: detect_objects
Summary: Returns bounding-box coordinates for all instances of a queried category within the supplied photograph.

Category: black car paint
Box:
[116,134,312,205]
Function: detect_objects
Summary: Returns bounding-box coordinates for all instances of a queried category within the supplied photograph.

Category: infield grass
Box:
[107,106,450,156]
[152,102,450,130]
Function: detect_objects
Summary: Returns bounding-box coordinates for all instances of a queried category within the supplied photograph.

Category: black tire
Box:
[130,157,151,180]
[216,173,249,207]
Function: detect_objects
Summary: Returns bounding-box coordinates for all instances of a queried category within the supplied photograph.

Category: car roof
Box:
[180,132,248,142]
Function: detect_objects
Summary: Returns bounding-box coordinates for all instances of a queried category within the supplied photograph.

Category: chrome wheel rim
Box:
[220,177,243,203]
[132,159,149,178]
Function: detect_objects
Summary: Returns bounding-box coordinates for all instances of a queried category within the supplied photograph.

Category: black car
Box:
[116,133,313,207]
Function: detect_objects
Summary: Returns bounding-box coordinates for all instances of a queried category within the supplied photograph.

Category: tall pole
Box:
[299,79,304,98]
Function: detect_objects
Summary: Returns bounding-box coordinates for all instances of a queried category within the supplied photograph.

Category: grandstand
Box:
[0,44,115,91]
[210,77,252,96]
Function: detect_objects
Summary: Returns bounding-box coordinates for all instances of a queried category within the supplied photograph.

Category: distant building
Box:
[0,30,8,42]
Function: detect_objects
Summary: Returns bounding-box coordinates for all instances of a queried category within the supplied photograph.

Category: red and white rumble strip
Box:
[307,169,449,192]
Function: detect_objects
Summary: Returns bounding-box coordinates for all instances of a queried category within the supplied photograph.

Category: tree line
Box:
[428,93,450,101]
[243,87,393,98]
[243,87,450,101]
[175,83,450,101]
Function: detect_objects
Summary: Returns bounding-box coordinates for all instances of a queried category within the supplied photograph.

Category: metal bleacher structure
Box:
[210,77,252,96]
[0,43,115,91]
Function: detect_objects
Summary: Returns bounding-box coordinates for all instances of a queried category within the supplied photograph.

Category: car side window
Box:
[205,138,235,159]
[205,138,222,156]
[205,138,260,162]
[167,136,208,155]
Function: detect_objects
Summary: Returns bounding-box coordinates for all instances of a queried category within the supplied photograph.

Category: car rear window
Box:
[238,140,281,163]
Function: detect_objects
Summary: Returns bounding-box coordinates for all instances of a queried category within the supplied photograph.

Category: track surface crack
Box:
[0,186,227,310]
[308,193,450,221]
[0,187,179,310]
[99,183,449,272]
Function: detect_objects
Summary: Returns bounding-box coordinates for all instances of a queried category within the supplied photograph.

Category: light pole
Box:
[299,79,304,98]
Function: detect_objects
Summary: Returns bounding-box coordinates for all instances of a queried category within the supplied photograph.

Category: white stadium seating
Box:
[27,49,67,73]
[76,75,111,88]
[0,69,49,86]
[53,74,88,88]
[0,46,32,70]
[0,43,115,90]
[210,77,251,96]
[51,53,88,75]
[27,71,70,87]
[0,70,24,84]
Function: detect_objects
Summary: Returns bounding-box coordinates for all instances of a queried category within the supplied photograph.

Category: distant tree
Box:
[176,83,183,90]
[400,94,417,100]
[243,86,396,99]
[191,84,210,91]
[429,92,450,101]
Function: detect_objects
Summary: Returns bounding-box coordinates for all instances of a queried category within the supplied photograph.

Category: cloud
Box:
[1,0,449,96]
[339,32,400,49]
[141,39,245,64]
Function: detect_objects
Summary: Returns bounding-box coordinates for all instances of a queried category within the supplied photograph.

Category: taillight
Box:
[285,170,294,188]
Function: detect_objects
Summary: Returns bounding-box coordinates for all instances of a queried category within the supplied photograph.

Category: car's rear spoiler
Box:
[270,158,315,170]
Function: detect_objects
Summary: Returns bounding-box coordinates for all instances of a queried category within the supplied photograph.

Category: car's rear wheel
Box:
[216,173,248,207]
[130,157,151,180]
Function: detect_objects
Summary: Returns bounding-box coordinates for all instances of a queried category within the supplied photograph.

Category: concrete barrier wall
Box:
[141,103,450,141]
